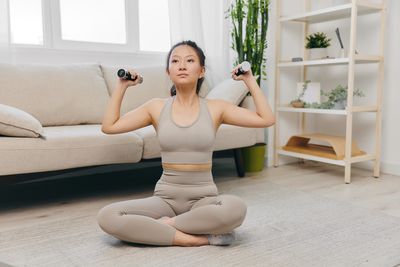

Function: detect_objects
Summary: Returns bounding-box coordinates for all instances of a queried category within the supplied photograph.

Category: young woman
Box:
[97,40,275,247]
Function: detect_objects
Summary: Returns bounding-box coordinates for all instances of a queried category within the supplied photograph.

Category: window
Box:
[9,0,43,45]
[7,0,171,52]
[138,0,170,52]
[59,0,126,44]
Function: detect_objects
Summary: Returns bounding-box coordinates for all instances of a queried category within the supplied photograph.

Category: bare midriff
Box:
[162,162,212,171]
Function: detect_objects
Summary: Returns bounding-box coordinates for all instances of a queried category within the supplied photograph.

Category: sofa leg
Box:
[233,148,245,177]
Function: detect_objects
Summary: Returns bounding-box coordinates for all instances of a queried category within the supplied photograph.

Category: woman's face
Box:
[167,45,205,88]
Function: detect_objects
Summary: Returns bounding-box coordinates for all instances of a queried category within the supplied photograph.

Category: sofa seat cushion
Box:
[0,125,143,175]
[0,63,110,126]
[134,124,257,160]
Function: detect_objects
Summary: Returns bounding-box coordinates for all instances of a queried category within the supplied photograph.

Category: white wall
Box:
[266,0,400,176]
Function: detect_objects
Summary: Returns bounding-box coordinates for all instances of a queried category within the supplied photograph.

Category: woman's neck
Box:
[174,85,198,107]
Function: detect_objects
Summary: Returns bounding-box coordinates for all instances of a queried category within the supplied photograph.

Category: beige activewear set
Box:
[97,96,247,245]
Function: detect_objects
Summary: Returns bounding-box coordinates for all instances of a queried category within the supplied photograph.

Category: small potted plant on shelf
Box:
[326,84,364,109]
[304,84,365,109]
[306,32,331,60]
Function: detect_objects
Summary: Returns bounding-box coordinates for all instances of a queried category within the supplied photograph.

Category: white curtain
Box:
[168,0,232,87]
[0,0,11,63]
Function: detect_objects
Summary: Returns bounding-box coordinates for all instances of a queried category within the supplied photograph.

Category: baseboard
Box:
[265,156,400,177]
[354,161,400,177]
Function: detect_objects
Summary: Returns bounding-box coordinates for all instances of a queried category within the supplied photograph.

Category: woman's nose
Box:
[178,62,187,70]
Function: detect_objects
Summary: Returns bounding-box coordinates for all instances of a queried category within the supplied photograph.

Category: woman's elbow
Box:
[264,117,276,127]
[101,126,114,134]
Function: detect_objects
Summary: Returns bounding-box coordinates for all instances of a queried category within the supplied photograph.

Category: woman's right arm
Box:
[101,70,153,135]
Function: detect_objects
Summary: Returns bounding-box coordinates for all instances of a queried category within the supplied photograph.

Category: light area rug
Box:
[1,180,400,267]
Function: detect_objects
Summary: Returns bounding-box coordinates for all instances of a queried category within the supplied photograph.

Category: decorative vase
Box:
[291,100,305,108]
[334,100,347,109]
[308,48,328,60]
[242,143,266,172]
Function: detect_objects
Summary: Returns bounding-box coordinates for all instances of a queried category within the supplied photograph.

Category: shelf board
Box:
[280,2,382,24]
[278,55,381,67]
[277,149,375,166]
[277,106,378,114]
[278,106,347,115]
[351,106,378,113]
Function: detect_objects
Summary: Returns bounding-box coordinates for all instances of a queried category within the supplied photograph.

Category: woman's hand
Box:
[116,68,142,89]
[231,63,254,83]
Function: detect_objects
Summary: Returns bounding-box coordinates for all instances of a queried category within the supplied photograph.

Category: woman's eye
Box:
[188,59,194,62]
[171,60,178,63]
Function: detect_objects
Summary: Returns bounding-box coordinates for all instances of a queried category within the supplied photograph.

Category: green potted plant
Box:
[226,0,269,172]
[325,85,364,109]
[306,32,331,59]
[304,84,364,110]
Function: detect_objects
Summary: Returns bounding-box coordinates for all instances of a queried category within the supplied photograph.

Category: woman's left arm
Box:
[219,66,275,128]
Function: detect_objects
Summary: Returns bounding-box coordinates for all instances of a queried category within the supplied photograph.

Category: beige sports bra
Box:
[157,96,215,164]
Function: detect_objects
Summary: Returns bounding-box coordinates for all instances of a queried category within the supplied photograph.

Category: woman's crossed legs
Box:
[97,193,247,246]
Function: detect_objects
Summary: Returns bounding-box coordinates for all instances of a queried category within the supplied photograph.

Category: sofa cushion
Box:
[101,65,170,115]
[0,125,143,175]
[0,104,44,138]
[0,63,110,126]
[214,124,257,151]
[206,78,249,105]
[101,65,212,115]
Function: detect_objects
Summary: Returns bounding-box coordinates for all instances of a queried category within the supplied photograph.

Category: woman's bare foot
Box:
[158,216,209,246]
[172,229,209,247]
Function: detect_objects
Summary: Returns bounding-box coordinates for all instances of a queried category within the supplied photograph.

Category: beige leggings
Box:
[97,169,247,246]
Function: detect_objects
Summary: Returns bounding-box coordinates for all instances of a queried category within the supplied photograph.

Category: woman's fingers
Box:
[128,69,138,80]
[231,65,241,80]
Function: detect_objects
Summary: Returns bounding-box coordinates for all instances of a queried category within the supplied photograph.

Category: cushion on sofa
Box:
[0,104,44,138]
[206,78,249,105]
[101,65,171,115]
[134,125,161,159]
[240,96,266,143]
[0,63,110,127]
[101,65,212,115]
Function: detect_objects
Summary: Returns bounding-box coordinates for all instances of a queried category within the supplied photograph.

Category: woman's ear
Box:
[200,67,205,78]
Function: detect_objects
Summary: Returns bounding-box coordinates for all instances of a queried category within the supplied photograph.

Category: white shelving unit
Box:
[273,0,386,183]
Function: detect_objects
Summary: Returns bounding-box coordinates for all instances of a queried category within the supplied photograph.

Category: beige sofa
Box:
[0,63,264,179]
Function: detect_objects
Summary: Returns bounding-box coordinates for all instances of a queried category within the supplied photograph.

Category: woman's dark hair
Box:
[166,40,206,96]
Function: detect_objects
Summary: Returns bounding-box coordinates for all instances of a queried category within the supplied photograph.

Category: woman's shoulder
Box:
[145,97,171,112]
[147,97,170,105]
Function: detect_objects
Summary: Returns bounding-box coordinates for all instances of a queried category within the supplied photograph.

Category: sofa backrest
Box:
[0,63,212,126]
[101,65,211,115]
[0,63,110,126]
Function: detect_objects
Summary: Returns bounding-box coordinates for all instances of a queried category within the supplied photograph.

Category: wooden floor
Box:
[1,159,400,266]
